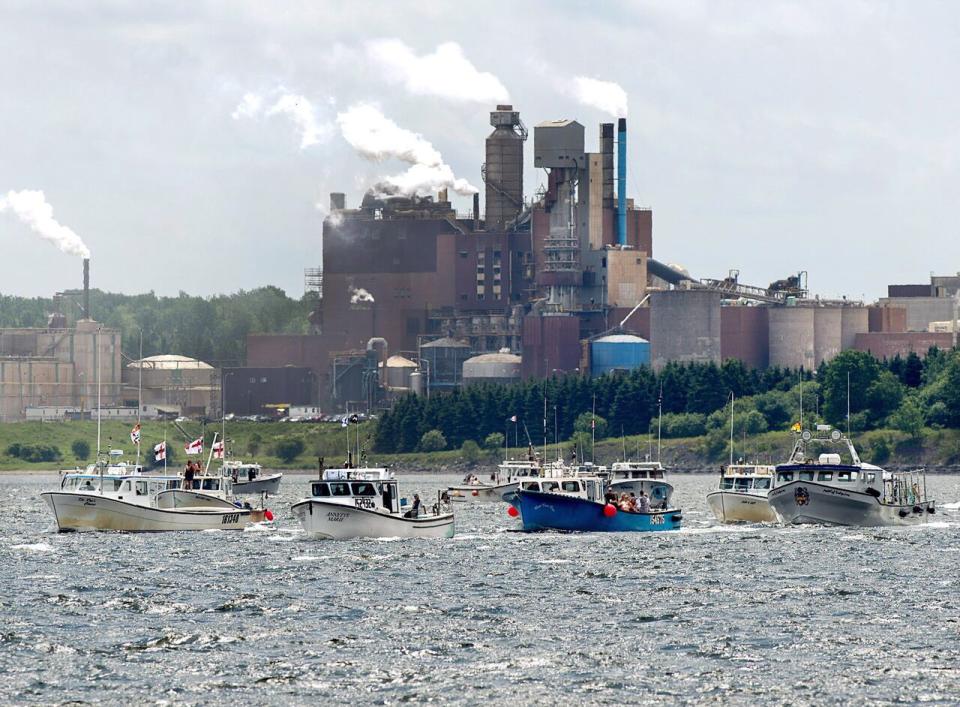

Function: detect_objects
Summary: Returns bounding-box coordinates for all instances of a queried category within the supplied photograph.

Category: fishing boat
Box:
[447,452,545,503]
[41,464,255,532]
[292,461,454,539]
[767,427,936,526]
[221,460,282,495]
[510,473,682,532]
[706,464,777,523]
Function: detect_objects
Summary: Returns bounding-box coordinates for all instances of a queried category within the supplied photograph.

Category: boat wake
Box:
[11,541,55,552]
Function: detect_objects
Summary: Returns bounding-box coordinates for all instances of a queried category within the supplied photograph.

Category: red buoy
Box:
[472,490,479,497]
[603,504,617,518]
[264,509,274,522]
[507,505,520,518]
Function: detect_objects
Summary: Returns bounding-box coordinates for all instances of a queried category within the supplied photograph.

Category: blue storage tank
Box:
[590,334,650,377]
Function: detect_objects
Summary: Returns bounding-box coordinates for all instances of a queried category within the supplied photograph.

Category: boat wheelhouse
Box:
[605,460,674,508]
[220,460,282,495]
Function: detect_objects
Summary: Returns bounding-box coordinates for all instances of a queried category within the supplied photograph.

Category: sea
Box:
[2,471,960,706]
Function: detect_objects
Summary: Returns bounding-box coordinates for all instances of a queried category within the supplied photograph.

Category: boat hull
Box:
[514,490,681,532]
[232,474,283,495]
[767,482,935,526]
[291,500,455,540]
[447,482,517,503]
[706,491,776,523]
[40,492,252,532]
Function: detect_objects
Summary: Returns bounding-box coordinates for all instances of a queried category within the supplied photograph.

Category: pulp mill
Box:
[245,103,948,413]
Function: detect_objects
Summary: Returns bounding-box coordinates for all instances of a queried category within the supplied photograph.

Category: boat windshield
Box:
[351,482,376,496]
[777,471,794,483]
[754,478,771,490]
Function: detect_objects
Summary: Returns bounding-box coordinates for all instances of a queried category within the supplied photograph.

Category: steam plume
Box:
[572,77,628,118]
[232,91,332,148]
[0,190,90,258]
[365,39,509,104]
[350,286,375,304]
[336,103,478,196]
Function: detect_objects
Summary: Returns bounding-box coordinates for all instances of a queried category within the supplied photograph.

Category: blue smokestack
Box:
[617,118,627,246]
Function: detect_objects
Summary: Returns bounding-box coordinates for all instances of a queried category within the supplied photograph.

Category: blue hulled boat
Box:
[513,485,682,532]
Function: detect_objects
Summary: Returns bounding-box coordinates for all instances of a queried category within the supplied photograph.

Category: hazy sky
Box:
[1,1,958,302]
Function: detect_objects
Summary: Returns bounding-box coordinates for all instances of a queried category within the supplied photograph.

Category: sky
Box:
[1,0,958,302]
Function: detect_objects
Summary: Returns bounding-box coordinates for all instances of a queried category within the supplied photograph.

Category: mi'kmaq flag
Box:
[153,441,166,462]
[212,440,225,460]
[185,437,203,455]
[130,423,141,444]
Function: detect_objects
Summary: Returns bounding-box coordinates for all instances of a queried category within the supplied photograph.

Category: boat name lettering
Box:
[354,498,376,510]
[221,513,240,525]
[327,512,348,522]
[821,488,851,498]
[650,514,664,526]
[82,498,96,507]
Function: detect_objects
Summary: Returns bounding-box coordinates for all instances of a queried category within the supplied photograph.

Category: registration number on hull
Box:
[221,513,240,525]
[327,512,348,522]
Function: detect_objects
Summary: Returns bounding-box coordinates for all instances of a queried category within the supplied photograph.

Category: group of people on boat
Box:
[605,489,651,513]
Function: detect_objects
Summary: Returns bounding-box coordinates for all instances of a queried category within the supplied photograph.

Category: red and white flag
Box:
[130,423,141,444]
[212,440,224,460]
[185,437,203,455]
[153,441,166,462]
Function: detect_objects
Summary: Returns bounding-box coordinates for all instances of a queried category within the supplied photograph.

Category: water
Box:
[3,472,960,705]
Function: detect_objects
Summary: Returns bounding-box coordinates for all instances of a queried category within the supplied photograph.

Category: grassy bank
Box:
[3,420,960,472]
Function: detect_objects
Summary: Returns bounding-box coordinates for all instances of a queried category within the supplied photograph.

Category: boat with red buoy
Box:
[507,474,682,532]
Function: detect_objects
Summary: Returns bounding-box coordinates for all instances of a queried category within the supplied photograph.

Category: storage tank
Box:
[590,334,650,377]
[768,307,815,370]
[383,355,418,390]
[462,351,522,387]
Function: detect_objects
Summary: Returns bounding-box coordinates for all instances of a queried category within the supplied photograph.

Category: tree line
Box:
[0,287,313,365]
[373,348,960,454]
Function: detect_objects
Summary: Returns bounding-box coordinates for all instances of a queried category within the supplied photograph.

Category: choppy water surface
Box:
[3,472,960,705]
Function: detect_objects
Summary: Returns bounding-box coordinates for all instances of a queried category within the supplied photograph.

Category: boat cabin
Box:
[608,461,666,481]
[310,468,401,514]
[518,476,604,502]
[222,461,262,482]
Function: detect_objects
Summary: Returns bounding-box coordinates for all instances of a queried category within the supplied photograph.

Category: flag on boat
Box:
[212,440,224,459]
[185,437,203,455]
[130,423,141,444]
[509,415,517,423]
[349,414,360,424]
[341,417,348,428]
[153,441,166,462]
[791,422,802,432]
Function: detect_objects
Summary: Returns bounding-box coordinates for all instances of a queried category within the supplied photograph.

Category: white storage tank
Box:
[462,350,522,387]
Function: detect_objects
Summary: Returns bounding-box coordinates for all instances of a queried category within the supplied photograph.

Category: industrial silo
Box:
[485,105,525,228]
[462,351,522,387]
[768,307,815,370]
[420,337,472,392]
[590,334,650,377]
[649,290,722,371]
[384,355,418,390]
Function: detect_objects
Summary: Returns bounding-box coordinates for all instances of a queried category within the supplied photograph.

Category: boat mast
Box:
[135,328,142,469]
[657,383,663,464]
[591,394,596,465]
[846,370,851,439]
[204,431,218,474]
[96,325,103,494]
[729,392,735,466]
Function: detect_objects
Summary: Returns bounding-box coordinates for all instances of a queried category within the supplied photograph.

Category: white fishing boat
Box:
[221,460,282,495]
[292,464,454,540]
[767,427,936,526]
[41,465,254,532]
[706,464,777,523]
[447,453,545,503]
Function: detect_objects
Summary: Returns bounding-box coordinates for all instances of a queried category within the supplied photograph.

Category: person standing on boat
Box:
[183,461,195,490]
[638,491,651,513]
[404,494,422,518]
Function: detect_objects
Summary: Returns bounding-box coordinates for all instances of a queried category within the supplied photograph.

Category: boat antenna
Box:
[163,421,167,473]
[621,426,626,461]
[504,418,509,462]
[591,394,596,465]
[554,405,559,461]
[96,325,102,494]
[846,370,851,439]
[799,370,803,432]
[729,391,735,467]
[657,382,663,463]
[204,431,217,474]
[135,328,142,469]
[542,383,547,463]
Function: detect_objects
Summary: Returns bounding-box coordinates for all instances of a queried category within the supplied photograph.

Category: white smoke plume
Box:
[572,77,629,118]
[350,286,375,304]
[0,190,90,258]
[365,39,509,104]
[232,91,332,149]
[336,103,478,196]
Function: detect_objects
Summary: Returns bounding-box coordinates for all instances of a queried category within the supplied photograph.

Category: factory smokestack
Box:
[473,192,480,231]
[600,123,614,211]
[82,258,90,320]
[617,118,627,246]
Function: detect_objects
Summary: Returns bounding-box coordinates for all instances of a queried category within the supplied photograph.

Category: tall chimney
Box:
[82,258,90,320]
[472,193,480,231]
[617,118,627,246]
[600,123,614,210]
